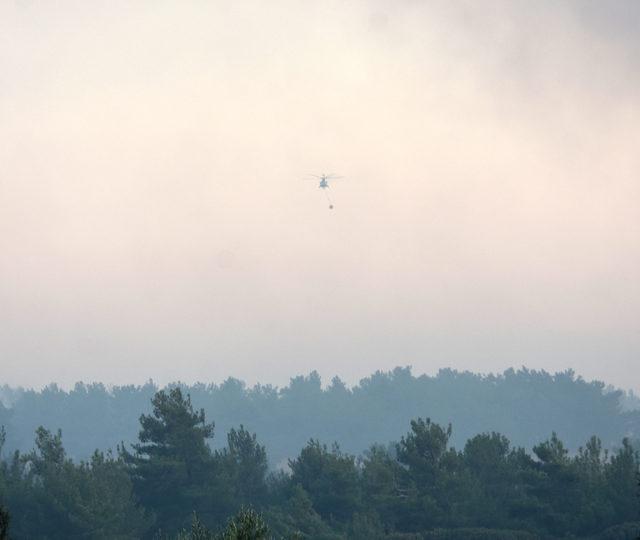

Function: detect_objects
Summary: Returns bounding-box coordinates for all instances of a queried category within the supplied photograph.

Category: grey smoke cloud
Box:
[0,1,638,390]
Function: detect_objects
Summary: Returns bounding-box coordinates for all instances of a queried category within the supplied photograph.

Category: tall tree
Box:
[122,387,215,534]
[605,438,640,525]
[395,418,459,530]
[289,439,360,522]
[397,418,454,487]
[218,426,268,506]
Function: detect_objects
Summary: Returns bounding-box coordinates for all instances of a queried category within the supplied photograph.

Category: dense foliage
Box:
[1,368,638,467]
[1,385,639,539]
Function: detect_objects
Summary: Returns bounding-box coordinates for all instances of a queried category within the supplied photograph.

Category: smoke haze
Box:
[1,1,638,389]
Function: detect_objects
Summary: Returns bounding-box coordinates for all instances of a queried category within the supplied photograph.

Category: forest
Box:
[1,368,638,468]
[1,380,639,539]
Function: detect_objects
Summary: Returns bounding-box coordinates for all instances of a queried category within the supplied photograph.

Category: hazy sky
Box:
[1,1,638,390]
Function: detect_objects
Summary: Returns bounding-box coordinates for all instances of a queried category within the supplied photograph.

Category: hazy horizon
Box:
[1,1,638,392]
[0,365,630,396]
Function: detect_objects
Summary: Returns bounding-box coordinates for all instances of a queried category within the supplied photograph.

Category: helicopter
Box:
[310,173,343,189]
[306,173,343,209]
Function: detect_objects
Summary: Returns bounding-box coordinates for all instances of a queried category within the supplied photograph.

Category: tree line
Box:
[1,387,639,539]
[1,367,638,467]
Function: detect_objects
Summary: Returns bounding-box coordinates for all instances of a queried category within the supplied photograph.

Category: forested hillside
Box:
[1,368,638,466]
[1,387,638,539]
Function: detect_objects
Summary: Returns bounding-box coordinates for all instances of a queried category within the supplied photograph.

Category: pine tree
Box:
[121,387,215,534]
